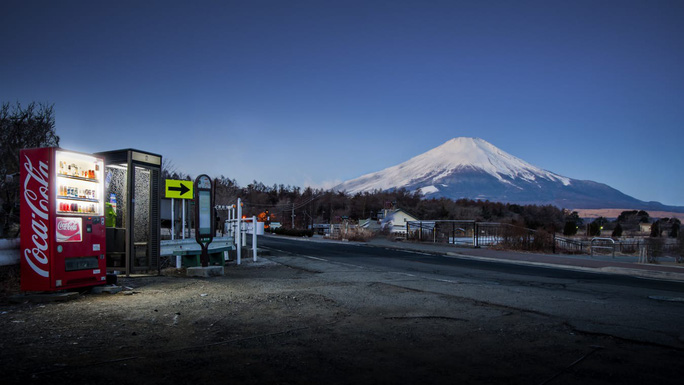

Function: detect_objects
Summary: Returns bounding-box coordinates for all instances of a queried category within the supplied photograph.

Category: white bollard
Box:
[236,198,242,265]
[252,215,258,262]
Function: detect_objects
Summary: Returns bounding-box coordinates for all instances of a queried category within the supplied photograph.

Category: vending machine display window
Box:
[55,150,104,216]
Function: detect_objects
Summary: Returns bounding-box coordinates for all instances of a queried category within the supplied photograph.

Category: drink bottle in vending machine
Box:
[20,147,107,291]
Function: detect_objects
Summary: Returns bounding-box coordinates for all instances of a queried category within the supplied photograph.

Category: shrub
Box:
[331,227,374,242]
[589,222,601,236]
[612,223,623,237]
[563,221,578,236]
[530,230,554,252]
[645,237,664,263]
[497,225,534,250]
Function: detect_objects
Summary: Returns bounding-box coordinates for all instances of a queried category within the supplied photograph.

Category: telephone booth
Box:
[96,149,162,276]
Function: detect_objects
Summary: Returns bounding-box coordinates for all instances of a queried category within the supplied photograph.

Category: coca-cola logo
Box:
[57,221,78,231]
[22,154,50,278]
[56,217,82,242]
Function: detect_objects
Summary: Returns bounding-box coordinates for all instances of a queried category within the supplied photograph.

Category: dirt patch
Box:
[0,259,682,384]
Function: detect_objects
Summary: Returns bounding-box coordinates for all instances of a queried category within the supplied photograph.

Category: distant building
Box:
[639,222,652,234]
[358,218,381,231]
[359,207,419,234]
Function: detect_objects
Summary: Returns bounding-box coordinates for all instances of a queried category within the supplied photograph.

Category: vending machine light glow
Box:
[20,147,107,291]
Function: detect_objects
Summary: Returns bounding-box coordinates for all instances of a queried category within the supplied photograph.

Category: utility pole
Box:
[291,203,295,229]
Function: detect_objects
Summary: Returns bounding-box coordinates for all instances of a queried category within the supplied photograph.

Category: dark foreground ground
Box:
[1,259,682,385]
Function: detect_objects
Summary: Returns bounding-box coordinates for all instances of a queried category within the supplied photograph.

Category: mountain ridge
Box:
[334,137,684,213]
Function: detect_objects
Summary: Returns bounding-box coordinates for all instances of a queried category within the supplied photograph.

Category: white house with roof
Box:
[359,207,419,234]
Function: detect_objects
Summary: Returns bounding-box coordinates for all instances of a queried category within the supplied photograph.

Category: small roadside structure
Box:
[380,208,420,234]
[359,207,420,234]
[96,148,163,276]
[640,223,652,234]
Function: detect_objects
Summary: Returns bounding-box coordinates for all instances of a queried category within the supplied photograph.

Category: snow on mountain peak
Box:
[332,137,684,212]
[433,137,570,185]
[336,137,571,194]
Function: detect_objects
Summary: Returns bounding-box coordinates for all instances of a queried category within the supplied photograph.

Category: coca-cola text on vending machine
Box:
[20,147,106,291]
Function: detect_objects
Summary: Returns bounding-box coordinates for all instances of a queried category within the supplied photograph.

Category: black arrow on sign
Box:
[168,184,190,196]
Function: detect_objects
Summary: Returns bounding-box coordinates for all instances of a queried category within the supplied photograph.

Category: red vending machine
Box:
[20,147,107,291]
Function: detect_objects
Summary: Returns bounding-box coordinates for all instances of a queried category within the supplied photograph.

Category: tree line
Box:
[162,169,570,232]
[164,167,680,239]
[563,210,680,238]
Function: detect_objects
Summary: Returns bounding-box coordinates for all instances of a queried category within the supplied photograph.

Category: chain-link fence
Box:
[405,220,684,260]
[405,221,555,250]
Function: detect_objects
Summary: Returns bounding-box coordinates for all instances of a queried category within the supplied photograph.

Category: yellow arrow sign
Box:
[165,180,193,199]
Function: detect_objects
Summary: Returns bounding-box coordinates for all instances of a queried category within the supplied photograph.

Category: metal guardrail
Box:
[0,238,20,266]
[590,237,615,257]
[554,236,585,253]
[160,236,236,269]
[160,236,235,256]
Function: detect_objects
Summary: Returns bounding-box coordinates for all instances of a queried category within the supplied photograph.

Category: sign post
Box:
[194,175,213,267]
[165,179,194,240]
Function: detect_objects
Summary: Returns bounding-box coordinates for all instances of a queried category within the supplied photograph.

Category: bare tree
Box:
[0,102,59,237]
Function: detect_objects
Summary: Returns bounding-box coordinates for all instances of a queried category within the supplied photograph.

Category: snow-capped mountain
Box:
[335,137,683,211]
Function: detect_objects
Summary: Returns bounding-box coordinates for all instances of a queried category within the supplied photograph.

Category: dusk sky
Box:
[2,0,683,206]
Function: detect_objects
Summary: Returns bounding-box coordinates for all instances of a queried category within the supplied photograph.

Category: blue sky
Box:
[2,0,683,206]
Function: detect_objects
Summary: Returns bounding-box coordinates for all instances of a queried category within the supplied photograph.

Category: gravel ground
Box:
[0,257,682,385]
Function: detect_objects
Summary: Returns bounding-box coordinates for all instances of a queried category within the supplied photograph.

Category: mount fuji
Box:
[335,137,684,212]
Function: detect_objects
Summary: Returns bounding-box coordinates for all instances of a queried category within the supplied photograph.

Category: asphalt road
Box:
[259,235,684,349]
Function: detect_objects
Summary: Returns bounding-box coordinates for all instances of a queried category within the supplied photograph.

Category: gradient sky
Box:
[2,0,683,206]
